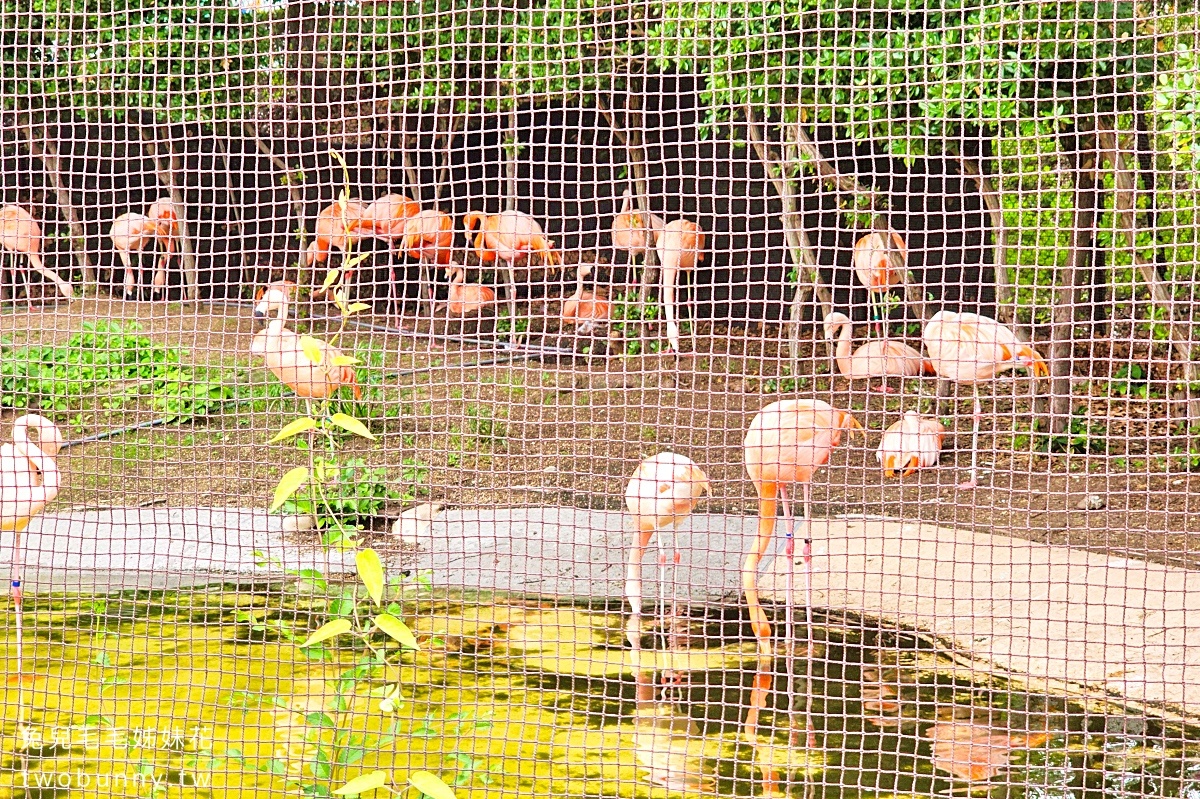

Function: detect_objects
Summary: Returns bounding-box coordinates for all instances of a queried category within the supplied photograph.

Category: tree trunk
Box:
[504,106,519,213]
[957,150,1016,327]
[401,135,422,203]
[23,123,95,284]
[1042,131,1100,434]
[245,121,309,281]
[624,92,659,311]
[1099,125,1195,384]
[213,134,250,288]
[744,110,832,373]
[140,125,199,300]
[789,121,928,325]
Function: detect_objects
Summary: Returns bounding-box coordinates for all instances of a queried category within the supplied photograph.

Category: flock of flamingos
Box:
[0,185,1050,751]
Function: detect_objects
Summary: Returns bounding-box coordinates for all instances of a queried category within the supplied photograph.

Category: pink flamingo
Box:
[304,200,368,299]
[624,453,710,701]
[656,219,705,353]
[561,263,611,336]
[611,189,664,270]
[1,414,63,700]
[743,399,861,750]
[464,210,562,337]
[144,197,181,299]
[0,205,73,302]
[355,194,424,315]
[922,310,1048,488]
[852,228,907,337]
[110,212,162,299]
[824,311,934,393]
[251,281,362,401]
[444,266,496,316]
[877,411,945,477]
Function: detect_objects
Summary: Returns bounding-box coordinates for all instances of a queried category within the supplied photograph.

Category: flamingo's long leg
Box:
[801,482,817,749]
[743,486,777,741]
[12,526,25,711]
[660,524,685,702]
[625,526,655,707]
[959,384,982,489]
[662,265,680,353]
[504,261,519,347]
[780,485,798,748]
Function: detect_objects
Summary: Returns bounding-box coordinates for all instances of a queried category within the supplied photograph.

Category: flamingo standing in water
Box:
[823,311,934,393]
[304,200,368,298]
[611,189,664,277]
[922,311,1048,488]
[251,280,362,401]
[877,411,945,477]
[561,263,611,336]
[656,219,705,354]
[742,399,861,747]
[144,197,181,299]
[852,228,907,338]
[0,205,73,302]
[624,453,710,701]
[355,194,423,315]
[1,414,63,709]
[464,210,562,340]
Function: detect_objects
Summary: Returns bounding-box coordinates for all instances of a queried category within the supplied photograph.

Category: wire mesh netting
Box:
[1,0,1200,796]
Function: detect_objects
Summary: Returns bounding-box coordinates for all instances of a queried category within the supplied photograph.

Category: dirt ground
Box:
[7,291,1200,575]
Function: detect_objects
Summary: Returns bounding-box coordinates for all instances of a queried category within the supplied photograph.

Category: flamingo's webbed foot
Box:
[957,476,979,490]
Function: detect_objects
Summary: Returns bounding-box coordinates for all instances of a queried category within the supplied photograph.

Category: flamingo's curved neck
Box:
[274,293,291,323]
[833,321,854,375]
[14,441,60,498]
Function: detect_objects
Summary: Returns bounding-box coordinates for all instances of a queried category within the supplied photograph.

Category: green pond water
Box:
[0,588,1198,798]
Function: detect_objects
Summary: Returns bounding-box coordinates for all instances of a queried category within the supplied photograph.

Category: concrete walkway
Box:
[7,505,1198,716]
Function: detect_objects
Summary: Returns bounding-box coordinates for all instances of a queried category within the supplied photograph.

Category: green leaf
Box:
[322,269,340,291]
[300,336,325,365]
[332,355,360,367]
[407,771,457,799]
[329,413,376,440]
[347,303,372,314]
[372,614,418,649]
[298,619,352,649]
[305,712,336,728]
[344,252,371,270]
[356,549,385,606]
[333,770,387,796]
[270,467,311,512]
[270,417,318,443]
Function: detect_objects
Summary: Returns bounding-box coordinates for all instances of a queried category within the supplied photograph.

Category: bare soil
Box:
[8,292,1200,575]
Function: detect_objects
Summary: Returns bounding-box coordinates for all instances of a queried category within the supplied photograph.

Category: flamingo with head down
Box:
[0,205,73,302]
[742,399,861,748]
[144,197,181,299]
[624,453,710,701]
[444,266,496,316]
[922,310,1048,488]
[304,200,368,299]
